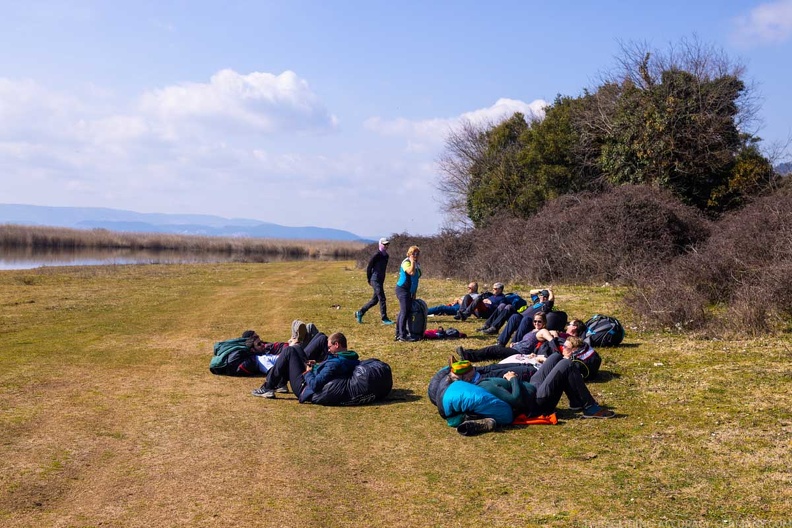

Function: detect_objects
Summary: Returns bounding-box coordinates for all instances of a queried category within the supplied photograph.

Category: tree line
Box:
[438,38,783,229]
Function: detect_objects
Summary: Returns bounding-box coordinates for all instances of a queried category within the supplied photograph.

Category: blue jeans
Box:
[427,303,459,316]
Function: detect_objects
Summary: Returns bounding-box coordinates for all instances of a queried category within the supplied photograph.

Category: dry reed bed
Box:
[0,224,366,258]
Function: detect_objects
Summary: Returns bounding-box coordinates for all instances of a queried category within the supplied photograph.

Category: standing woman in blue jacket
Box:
[395,245,422,342]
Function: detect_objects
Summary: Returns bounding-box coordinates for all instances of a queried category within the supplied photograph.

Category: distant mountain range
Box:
[776,162,792,176]
[0,204,369,241]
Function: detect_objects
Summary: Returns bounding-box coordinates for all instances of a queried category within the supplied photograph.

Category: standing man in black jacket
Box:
[355,237,394,325]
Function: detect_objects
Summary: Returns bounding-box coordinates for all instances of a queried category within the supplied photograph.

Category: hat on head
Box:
[450,360,473,376]
[379,237,390,245]
[540,289,549,297]
[493,282,504,290]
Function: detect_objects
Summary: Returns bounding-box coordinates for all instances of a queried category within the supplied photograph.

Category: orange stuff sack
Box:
[512,413,558,425]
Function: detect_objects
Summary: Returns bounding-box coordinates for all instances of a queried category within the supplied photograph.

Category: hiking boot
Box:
[355,311,363,324]
[457,418,496,436]
[476,326,487,332]
[482,327,498,335]
[381,318,394,325]
[251,388,276,398]
[275,385,289,394]
[304,323,319,345]
[291,320,307,343]
[568,404,584,412]
[582,405,615,419]
[455,345,469,361]
[453,313,462,320]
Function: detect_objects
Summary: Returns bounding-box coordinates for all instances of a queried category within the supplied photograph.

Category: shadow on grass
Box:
[381,388,422,405]
[554,408,628,421]
[589,370,620,383]
[460,334,500,342]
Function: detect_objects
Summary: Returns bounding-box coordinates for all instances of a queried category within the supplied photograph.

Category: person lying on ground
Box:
[476,287,552,335]
[537,330,602,380]
[427,359,537,417]
[464,339,615,419]
[209,330,288,377]
[251,332,357,401]
[454,282,508,321]
[458,313,557,362]
[437,359,514,427]
[482,288,555,340]
[427,281,480,317]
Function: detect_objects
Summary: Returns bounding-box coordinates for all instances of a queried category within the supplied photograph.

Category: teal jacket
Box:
[396,258,421,295]
[477,377,538,416]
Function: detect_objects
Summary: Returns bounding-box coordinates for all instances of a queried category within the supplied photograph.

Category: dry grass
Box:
[0,224,366,259]
[0,262,790,527]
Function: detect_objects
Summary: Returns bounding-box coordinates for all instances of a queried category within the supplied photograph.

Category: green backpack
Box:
[209,337,248,375]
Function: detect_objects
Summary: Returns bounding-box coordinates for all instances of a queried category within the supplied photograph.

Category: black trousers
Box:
[395,286,412,339]
[530,353,595,414]
[360,280,388,319]
[262,333,328,394]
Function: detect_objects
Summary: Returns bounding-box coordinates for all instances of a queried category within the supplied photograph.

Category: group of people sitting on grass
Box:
[424,281,615,434]
[208,275,617,433]
[210,320,393,406]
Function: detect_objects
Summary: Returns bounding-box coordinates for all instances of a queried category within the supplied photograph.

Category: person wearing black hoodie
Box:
[356,237,393,325]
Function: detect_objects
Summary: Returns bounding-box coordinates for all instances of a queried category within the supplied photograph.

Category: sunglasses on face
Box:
[533,320,544,324]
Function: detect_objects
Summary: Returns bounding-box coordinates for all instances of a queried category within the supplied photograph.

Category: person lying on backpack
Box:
[209,330,289,377]
[482,288,554,340]
[536,324,602,380]
[427,281,480,317]
[251,332,356,400]
[436,359,514,429]
[459,313,557,362]
[478,337,614,419]
[455,282,507,321]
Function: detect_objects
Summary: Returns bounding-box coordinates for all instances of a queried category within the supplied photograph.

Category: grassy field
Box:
[0,261,790,527]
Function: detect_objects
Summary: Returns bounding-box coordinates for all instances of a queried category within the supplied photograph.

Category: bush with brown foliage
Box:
[472,185,712,284]
[626,185,792,335]
[358,185,711,287]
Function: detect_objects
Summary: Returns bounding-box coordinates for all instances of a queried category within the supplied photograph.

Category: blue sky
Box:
[1,1,790,237]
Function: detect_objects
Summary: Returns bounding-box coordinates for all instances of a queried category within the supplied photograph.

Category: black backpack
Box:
[583,314,625,347]
[396,298,428,340]
[545,310,568,332]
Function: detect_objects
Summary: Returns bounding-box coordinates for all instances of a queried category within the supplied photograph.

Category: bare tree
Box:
[435,119,490,230]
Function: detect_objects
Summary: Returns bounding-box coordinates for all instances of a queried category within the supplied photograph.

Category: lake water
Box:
[0,247,334,270]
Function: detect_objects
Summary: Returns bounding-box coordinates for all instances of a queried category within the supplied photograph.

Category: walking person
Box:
[395,245,422,342]
[356,237,393,325]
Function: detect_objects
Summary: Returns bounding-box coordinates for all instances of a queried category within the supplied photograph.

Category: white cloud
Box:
[139,69,338,139]
[733,0,792,45]
[1,73,536,235]
[0,78,87,141]
[363,97,548,150]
